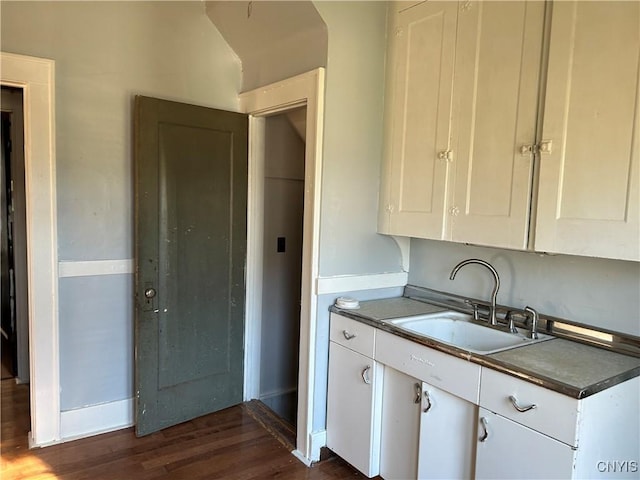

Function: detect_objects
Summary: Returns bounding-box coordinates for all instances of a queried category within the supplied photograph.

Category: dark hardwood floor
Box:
[1,379,369,479]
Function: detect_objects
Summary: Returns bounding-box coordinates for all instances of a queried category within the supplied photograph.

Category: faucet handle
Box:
[524,306,539,340]
[504,311,519,334]
[464,300,481,321]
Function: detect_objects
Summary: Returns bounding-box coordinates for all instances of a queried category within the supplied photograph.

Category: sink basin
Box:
[389,311,552,354]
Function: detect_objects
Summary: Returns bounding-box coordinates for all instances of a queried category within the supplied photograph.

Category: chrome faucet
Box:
[450,259,500,326]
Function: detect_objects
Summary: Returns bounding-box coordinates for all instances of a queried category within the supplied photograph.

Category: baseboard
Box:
[290,429,326,466]
[291,449,313,467]
[316,272,408,295]
[60,397,134,441]
[309,429,327,462]
[259,386,297,401]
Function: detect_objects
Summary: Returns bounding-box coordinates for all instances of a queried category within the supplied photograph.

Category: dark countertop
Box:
[344,297,447,320]
[331,297,640,399]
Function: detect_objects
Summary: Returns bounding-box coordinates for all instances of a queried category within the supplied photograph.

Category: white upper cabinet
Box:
[380,1,545,249]
[450,1,544,249]
[534,1,640,261]
[379,0,458,239]
[380,0,640,261]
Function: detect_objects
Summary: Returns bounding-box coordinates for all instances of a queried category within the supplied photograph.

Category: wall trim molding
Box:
[259,386,297,401]
[60,398,134,442]
[291,449,313,467]
[308,429,326,463]
[283,430,327,466]
[58,259,134,278]
[316,272,408,295]
[1,51,60,446]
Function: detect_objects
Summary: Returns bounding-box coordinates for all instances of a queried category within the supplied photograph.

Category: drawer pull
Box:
[423,390,432,413]
[509,395,537,413]
[414,383,421,404]
[479,417,489,442]
[361,365,371,385]
[342,330,356,340]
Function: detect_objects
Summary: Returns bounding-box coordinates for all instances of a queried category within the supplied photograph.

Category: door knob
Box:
[144,287,157,299]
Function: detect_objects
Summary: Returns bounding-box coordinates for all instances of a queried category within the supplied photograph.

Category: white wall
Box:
[313,1,402,277]
[307,1,407,435]
[1,1,241,412]
[409,239,640,337]
[1,1,241,261]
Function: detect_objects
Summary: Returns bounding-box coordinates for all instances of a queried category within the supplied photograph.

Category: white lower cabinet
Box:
[417,382,477,479]
[478,368,640,479]
[379,367,478,480]
[326,316,382,478]
[475,407,575,480]
[327,315,640,479]
[377,328,479,480]
[379,367,420,480]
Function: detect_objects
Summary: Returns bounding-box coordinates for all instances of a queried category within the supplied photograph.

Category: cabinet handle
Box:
[342,330,356,340]
[479,417,489,442]
[361,365,371,385]
[438,150,453,162]
[509,395,537,413]
[423,390,432,413]
[519,141,553,156]
[414,383,421,404]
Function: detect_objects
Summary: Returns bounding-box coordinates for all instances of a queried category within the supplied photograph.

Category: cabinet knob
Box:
[520,144,535,156]
[539,139,553,154]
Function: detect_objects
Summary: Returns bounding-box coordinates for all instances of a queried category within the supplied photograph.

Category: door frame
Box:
[239,68,325,464]
[0,52,59,446]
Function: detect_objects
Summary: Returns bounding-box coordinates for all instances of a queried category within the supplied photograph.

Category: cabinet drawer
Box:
[376,330,481,404]
[330,313,376,358]
[480,368,580,447]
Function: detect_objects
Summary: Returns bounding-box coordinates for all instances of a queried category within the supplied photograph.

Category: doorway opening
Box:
[1,86,29,386]
[257,108,306,430]
[241,68,325,463]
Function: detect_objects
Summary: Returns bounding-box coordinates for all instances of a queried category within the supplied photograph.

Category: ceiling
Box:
[205,1,327,91]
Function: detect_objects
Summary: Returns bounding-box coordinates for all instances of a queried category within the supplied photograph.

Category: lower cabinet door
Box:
[326,342,382,477]
[379,367,421,480]
[417,382,477,479]
[475,408,576,479]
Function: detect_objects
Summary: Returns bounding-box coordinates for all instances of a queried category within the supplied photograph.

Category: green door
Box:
[134,96,247,436]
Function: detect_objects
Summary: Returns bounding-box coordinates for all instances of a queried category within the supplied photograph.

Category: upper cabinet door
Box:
[450,1,545,249]
[382,1,458,239]
[535,1,640,261]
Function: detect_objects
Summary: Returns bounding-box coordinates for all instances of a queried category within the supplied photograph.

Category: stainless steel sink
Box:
[389,311,553,354]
